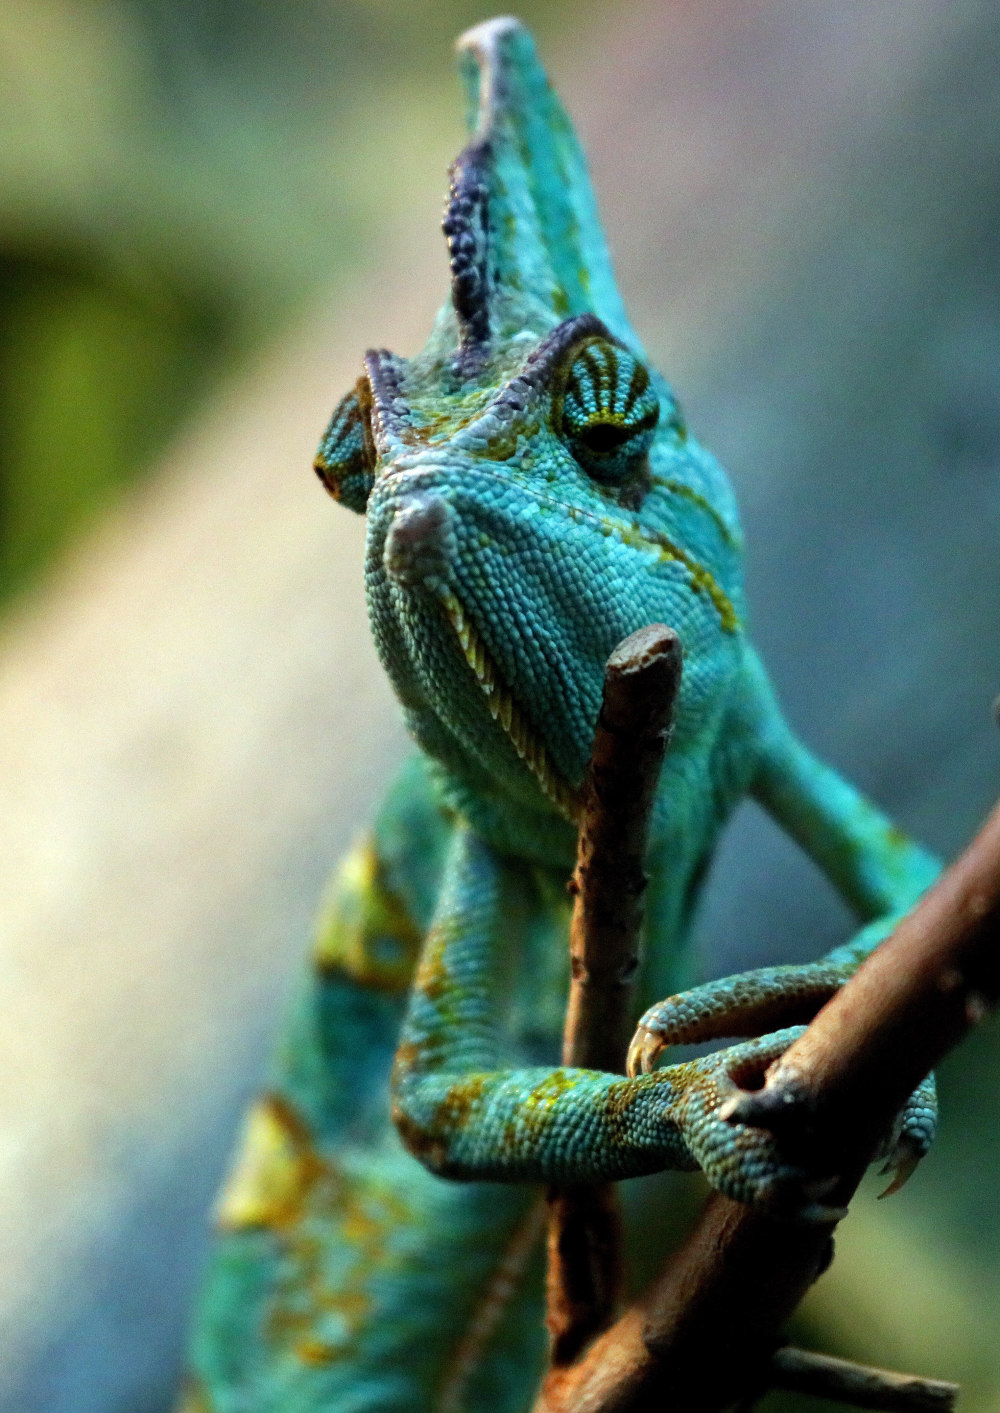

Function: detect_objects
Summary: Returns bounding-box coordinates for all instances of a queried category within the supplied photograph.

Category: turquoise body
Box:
[183,19,939,1412]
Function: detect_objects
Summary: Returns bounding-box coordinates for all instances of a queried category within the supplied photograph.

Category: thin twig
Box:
[770,1346,959,1412]
[436,1198,548,1413]
[545,625,681,1366]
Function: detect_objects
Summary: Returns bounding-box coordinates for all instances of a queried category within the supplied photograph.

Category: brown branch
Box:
[538,1197,833,1412]
[545,625,682,1366]
[536,776,1000,1410]
[562,625,683,1072]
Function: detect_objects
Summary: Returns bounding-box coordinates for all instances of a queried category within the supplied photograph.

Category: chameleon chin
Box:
[180,17,940,1412]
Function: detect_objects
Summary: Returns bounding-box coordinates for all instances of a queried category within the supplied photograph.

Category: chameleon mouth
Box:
[438,590,582,824]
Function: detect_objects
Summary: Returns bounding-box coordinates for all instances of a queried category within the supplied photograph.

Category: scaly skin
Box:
[184,18,940,1411]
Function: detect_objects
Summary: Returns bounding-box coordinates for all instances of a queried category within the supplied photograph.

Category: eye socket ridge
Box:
[553,335,659,482]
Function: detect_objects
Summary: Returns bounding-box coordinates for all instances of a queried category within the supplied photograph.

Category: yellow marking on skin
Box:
[498,1069,583,1156]
[606,517,739,633]
[410,394,488,443]
[296,1338,341,1367]
[215,1094,323,1232]
[314,836,422,992]
[413,924,454,1003]
[408,917,475,1054]
[218,1092,414,1364]
[483,428,520,460]
[433,1074,490,1134]
[439,590,582,822]
[652,476,739,548]
[523,1068,581,1135]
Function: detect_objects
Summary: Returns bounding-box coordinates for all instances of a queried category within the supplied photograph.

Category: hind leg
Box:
[188,1110,546,1412]
[183,758,549,1412]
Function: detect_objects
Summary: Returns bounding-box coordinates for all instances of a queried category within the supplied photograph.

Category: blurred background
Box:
[1,1,998,1409]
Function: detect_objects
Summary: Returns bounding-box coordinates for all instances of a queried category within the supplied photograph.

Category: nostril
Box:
[383,493,455,586]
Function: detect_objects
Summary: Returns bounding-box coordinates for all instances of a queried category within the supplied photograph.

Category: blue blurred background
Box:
[1,2,998,1409]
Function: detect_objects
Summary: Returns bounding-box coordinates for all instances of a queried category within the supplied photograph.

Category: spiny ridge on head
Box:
[441,17,637,371]
[443,139,492,358]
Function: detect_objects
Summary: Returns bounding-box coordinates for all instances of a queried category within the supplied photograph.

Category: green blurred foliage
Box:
[0,0,590,600]
[0,253,226,589]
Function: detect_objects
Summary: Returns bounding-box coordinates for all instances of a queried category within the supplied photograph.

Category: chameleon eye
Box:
[555,339,659,482]
[314,377,377,514]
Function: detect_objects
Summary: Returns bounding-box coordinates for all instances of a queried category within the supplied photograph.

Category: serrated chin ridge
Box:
[440,592,581,823]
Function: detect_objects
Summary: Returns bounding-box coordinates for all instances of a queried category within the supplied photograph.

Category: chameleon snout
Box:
[382,491,456,588]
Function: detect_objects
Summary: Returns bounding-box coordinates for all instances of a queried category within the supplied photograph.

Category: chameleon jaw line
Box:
[439,589,582,824]
[380,488,578,821]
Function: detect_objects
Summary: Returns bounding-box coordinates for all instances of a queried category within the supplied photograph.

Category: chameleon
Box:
[182,16,940,1413]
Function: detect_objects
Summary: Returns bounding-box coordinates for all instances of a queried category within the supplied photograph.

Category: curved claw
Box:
[878,1139,922,1199]
[631,968,938,1216]
[876,1073,937,1198]
[626,1025,664,1078]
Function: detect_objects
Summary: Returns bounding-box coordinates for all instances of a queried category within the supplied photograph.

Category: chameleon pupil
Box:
[579,422,629,453]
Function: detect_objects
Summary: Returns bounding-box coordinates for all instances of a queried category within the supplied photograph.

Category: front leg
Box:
[751,669,940,946]
[630,665,942,1203]
[391,823,793,1186]
[636,650,940,1077]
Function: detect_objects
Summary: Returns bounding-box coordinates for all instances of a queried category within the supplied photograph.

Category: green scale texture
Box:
[185,18,940,1412]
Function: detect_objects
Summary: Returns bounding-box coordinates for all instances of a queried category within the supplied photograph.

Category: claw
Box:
[716,1091,743,1124]
[626,1025,664,1078]
[877,1138,921,1199]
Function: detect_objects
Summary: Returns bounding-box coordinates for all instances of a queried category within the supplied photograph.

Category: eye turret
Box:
[554,337,659,482]
[314,377,377,514]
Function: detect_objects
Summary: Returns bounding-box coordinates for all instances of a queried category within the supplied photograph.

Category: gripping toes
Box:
[626,964,843,1213]
[659,1027,834,1213]
[627,960,848,1078]
[630,965,938,1214]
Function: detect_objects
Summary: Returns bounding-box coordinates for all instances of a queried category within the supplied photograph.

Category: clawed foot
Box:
[627,961,847,1076]
[629,964,937,1219]
[659,1025,845,1219]
[875,1072,937,1198]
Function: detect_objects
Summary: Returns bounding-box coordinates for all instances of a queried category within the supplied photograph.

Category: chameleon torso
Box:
[183,18,939,1412]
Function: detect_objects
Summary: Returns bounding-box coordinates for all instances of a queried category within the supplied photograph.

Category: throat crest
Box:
[438,590,581,823]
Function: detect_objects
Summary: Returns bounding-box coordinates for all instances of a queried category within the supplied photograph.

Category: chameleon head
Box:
[314,18,746,861]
